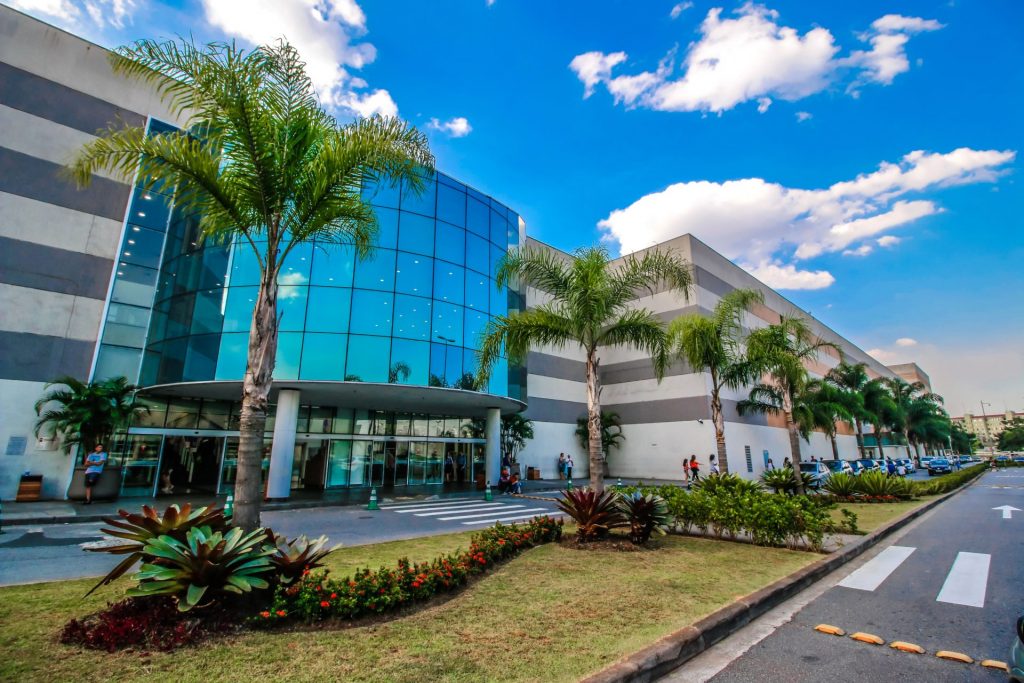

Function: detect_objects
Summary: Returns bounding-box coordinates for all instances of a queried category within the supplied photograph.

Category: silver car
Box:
[1009,615,1024,682]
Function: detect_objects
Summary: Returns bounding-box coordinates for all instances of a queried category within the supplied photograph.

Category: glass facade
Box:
[136,169,525,401]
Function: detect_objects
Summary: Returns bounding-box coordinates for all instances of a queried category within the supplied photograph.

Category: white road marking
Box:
[936,552,991,608]
[993,505,1021,519]
[837,545,916,591]
[380,499,484,511]
[387,502,501,513]
[461,511,565,525]
[438,507,547,521]
[414,504,526,517]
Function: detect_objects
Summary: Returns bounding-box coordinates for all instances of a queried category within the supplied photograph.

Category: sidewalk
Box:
[2,476,680,527]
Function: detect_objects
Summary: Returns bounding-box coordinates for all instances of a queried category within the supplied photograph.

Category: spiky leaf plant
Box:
[617,492,670,545]
[556,488,625,542]
[266,532,339,585]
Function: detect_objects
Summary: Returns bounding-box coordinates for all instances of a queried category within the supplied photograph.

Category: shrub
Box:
[261,516,562,624]
[761,467,796,494]
[128,526,275,611]
[823,473,858,498]
[913,463,986,495]
[85,503,228,595]
[557,488,625,542]
[694,473,762,496]
[854,470,899,497]
[267,532,338,586]
[617,492,670,545]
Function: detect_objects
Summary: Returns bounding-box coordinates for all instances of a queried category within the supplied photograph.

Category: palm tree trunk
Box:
[710,386,728,474]
[855,418,865,458]
[830,432,839,460]
[233,266,279,531]
[585,348,604,493]
[784,400,805,495]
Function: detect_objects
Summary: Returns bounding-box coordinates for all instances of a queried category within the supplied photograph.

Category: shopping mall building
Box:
[0,6,919,501]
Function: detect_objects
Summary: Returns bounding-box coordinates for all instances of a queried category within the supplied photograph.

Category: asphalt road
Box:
[666,468,1023,683]
[0,492,564,586]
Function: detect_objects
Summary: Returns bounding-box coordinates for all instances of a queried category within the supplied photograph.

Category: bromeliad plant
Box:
[557,488,625,542]
[617,492,670,545]
[128,526,275,611]
[266,532,338,586]
[760,467,796,494]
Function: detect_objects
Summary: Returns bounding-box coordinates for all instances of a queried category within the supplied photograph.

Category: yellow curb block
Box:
[935,651,974,664]
[850,632,884,645]
[814,624,845,636]
[890,641,925,654]
[981,660,1009,672]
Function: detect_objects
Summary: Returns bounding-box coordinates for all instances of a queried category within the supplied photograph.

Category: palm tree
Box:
[500,414,535,465]
[884,377,943,458]
[575,411,625,458]
[68,39,432,530]
[861,377,897,458]
[738,316,840,494]
[825,362,871,457]
[795,380,853,460]
[667,288,763,474]
[904,392,947,458]
[477,245,692,492]
[34,376,147,454]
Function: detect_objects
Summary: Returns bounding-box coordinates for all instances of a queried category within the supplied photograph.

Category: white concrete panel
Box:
[0,192,122,258]
[0,378,74,499]
[526,374,587,402]
[722,421,796,480]
[606,421,715,480]
[0,104,120,181]
[601,372,709,404]
[0,283,104,341]
[517,421,587,479]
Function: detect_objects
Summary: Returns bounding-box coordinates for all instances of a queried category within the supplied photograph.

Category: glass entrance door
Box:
[292,439,329,491]
[159,436,224,495]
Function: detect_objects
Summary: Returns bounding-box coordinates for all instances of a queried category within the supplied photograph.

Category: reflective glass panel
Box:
[349,290,393,336]
[401,176,436,217]
[278,286,308,332]
[429,343,446,387]
[374,207,399,249]
[183,334,219,381]
[393,294,431,340]
[166,398,201,429]
[306,287,351,333]
[275,332,302,380]
[120,226,164,269]
[346,334,390,382]
[229,241,263,287]
[395,252,432,297]
[490,279,507,317]
[215,332,248,379]
[300,333,347,380]
[490,208,508,247]
[190,288,223,335]
[433,302,464,346]
[435,222,465,266]
[490,357,509,397]
[436,182,466,227]
[311,242,355,287]
[433,262,464,305]
[466,197,489,238]
[128,187,172,231]
[349,442,370,486]
[389,338,429,385]
[465,271,488,312]
[132,397,167,428]
[489,244,505,279]
[361,177,400,209]
[412,415,428,436]
[408,441,426,484]
[326,440,352,487]
[198,400,231,430]
[397,213,435,256]
[279,242,312,286]
[353,248,396,291]
[465,309,488,351]
[93,345,141,382]
[111,264,158,308]
[465,233,489,275]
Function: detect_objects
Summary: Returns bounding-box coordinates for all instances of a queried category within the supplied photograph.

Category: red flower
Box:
[411,581,421,588]
[260,611,271,618]
[320,600,330,608]
[276,610,287,617]
[330,592,337,599]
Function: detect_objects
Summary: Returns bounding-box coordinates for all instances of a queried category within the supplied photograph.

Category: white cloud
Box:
[598,147,1015,289]
[569,4,942,114]
[756,97,772,113]
[201,0,393,118]
[795,111,812,122]
[842,244,873,257]
[876,235,901,248]
[9,0,136,29]
[7,0,80,22]
[428,116,473,138]
[895,337,918,347]
[670,1,693,19]
[747,261,835,290]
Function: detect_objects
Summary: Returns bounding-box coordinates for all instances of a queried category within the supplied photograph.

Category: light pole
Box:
[980,400,995,458]
[435,334,455,387]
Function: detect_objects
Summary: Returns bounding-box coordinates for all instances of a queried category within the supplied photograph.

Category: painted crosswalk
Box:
[837,545,992,608]
[380,498,563,526]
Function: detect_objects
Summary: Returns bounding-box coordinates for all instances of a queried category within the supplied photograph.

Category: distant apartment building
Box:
[952,411,1023,448]
[886,362,932,392]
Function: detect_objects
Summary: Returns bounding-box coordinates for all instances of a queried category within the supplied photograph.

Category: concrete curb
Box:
[580,475,982,683]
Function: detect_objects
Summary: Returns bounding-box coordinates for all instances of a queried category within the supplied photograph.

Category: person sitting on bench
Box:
[508,472,522,495]
[498,468,512,493]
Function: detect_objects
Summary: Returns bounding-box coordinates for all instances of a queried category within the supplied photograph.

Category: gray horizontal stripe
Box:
[0,61,146,135]
[654,304,715,323]
[0,236,112,299]
[694,266,735,298]
[526,351,585,382]
[527,350,698,386]
[601,357,696,385]
[0,330,94,381]
[604,397,767,426]
[523,396,586,424]
[0,147,131,222]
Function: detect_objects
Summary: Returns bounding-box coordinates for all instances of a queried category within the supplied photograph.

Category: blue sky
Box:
[7,0,1022,415]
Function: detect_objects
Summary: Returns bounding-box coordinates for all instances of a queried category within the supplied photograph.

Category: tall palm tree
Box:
[825,362,871,457]
[575,411,625,458]
[34,376,147,454]
[477,246,692,492]
[667,288,763,474]
[861,377,897,459]
[905,393,947,458]
[884,377,943,458]
[795,379,853,460]
[738,316,840,494]
[69,39,432,530]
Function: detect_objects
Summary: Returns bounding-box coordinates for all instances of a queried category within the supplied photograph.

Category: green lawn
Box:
[830,496,938,532]
[0,530,815,683]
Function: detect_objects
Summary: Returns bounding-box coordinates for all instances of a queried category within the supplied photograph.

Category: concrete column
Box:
[266,389,301,500]
[485,407,501,486]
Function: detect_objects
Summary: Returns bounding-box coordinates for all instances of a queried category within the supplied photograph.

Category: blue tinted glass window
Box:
[199,248,230,290]
[432,302,464,346]
[466,197,489,238]
[401,177,436,217]
[434,222,465,266]
[311,242,355,287]
[353,248,396,291]
[111,263,158,308]
[398,213,435,256]
[229,241,263,287]
[465,233,489,276]
[465,271,488,311]
[490,209,508,247]
[436,183,466,227]
[306,286,351,333]
[507,213,520,247]
[490,280,507,316]
[489,357,509,396]
[165,293,194,339]
[300,333,347,380]
[346,335,390,382]
[349,289,393,336]
[393,294,431,340]
[361,177,400,209]
[120,226,164,269]
[489,244,505,279]
[223,286,257,332]
[446,346,466,387]
[373,206,399,249]
[464,309,489,350]
[433,262,464,305]
[278,286,308,332]
[279,241,312,286]
[190,288,224,335]
[429,343,447,387]
[390,338,429,385]
[395,252,432,297]
[463,348,479,388]
[183,334,219,381]
[216,333,248,379]
[129,187,172,231]
[275,332,302,379]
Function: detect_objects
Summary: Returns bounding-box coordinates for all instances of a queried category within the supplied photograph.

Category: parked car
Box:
[1013,455,1024,464]
[1009,614,1024,683]
[873,459,887,472]
[823,460,855,476]
[928,458,952,475]
[799,462,830,489]
[848,460,866,476]
[856,459,880,473]
[957,455,973,465]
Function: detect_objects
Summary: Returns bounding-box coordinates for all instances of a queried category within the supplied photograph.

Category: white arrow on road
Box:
[993,505,1021,519]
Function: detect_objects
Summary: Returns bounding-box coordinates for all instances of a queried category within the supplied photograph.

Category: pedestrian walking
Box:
[766,457,775,470]
[689,455,700,482]
[558,453,567,480]
[83,443,108,505]
[566,455,574,480]
[897,462,906,477]
[709,454,720,475]
[783,457,791,469]
[681,454,692,485]
[886,458,897,477]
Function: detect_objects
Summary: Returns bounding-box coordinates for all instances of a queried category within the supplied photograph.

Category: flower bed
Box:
[259,516,562,625]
